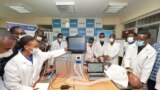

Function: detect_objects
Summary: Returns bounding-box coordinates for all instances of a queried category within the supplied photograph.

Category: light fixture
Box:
[56,2,75,13]
[105,2,128,13]
[8,5,31,13]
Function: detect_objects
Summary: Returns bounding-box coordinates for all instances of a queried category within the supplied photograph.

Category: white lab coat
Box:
[85,43,95,62]
[93,41,107,58]
[104,42,120,64]
[155,69,160,90]
[51,39,67,50]
[123,43,157,83]
[3,49,65,90]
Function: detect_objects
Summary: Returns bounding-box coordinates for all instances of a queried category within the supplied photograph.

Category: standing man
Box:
[104,34,120,64]
[123,32,157,89]
[0,30,16,90]
[51,33,67,50]
[94,33,107,62]
[147,43,160,90]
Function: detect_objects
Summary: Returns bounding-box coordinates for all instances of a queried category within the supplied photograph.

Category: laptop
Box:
[87,62,106,81]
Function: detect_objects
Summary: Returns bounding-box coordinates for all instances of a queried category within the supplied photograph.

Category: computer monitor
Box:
[68,36,86,53]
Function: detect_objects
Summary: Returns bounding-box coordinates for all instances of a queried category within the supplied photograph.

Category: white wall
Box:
[120,0,160,23]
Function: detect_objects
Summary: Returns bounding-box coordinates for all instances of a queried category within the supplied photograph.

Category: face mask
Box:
[0,49,13,58]
[99,38,105,42]
[30,48,41,55]
[36,36,42,41]
[127,37,134,43]
[109,38,114,42]
[58,38,63,42]
[136,41,145,47]
[18,35,26,41]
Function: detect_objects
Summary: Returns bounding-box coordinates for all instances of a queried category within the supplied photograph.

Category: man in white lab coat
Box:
[121,32,137,66]
[3,36,66,90]
[0,30,17,90]
[94,33,107,62]
[51,33,67,50]
[85,37,95,62]
[104,34,120,65]
[123,32,157,89]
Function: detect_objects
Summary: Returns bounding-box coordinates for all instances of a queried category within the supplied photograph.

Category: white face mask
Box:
[18,35,26,41]
[58,38,63,42]
[99,38,105,42]
[109,38,114,42]
[0,49,13,58]
[36,36,42,41]
[127,37,134,43]
[30,48,41,55]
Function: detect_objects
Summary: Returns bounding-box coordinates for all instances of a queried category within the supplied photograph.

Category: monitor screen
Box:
[88,63,104,73]
[68,36,86,53]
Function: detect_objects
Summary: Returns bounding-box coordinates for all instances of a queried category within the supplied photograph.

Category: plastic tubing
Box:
[66,76,111,86]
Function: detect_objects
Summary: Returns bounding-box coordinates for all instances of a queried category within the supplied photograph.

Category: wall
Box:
[0,17,122,38]
[120,0,160,23]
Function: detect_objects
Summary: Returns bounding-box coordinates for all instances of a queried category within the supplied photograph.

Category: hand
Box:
[64,47,68,51]
[104,55,110,61]
[128,72,143,89]
[33,88,39,90]
[97,57,101,62]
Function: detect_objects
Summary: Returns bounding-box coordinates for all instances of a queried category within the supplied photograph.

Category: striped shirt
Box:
[149,43,160,81]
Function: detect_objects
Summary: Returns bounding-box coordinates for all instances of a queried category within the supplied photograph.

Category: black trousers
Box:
[147,79,156,90]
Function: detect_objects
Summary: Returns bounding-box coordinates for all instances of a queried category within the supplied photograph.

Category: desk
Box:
[48,53,119,90]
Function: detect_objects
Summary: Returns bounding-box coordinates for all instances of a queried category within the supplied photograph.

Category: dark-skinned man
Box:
[0,30,16,90]
[123,32,157,90]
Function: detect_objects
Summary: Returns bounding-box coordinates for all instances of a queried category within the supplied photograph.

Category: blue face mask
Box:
[136,41,145,47]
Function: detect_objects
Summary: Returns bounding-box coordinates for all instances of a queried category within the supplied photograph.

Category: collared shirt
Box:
[149,43,160,81]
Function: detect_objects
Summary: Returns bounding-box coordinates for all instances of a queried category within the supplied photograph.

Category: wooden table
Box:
[48,68,119,90]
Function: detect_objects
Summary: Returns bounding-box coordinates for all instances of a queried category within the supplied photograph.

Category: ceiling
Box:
[0,0,132,18]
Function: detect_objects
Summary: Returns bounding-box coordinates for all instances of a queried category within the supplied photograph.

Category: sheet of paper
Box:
[35,83,49,90]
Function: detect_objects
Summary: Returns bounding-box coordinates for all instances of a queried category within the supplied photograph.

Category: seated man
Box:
[4,36,67,90]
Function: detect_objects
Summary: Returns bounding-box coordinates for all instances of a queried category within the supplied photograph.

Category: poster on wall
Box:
[96,30,113,38]
[86,28,94,36]
[78,28,86,36]
[61,28,69,38]
[86,19,94,27]
[95,18,103,28]
[70,19,78,28]
[78,18,86,27]
[6,22,37,36]
[70,28,78,36]
[53,28,61,36]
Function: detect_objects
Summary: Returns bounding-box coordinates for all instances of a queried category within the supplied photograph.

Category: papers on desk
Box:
[35,83,49,90]
[104,64,128,88]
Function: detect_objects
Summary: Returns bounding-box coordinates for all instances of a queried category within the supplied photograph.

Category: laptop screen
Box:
[88,63,104,73]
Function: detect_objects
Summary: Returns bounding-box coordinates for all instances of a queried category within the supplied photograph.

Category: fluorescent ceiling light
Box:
[105,2,128,13]
[56,2,75,13]
[8,5,31,13]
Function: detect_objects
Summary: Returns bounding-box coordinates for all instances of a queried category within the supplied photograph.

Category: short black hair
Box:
[138,32,151,39]
[19,35,35,49]
[128,32,137,36]
[110,34,116,38]
[0,30,16,43]
[88,37,94,43]
[9,26,21,34]
[99,33,105,37]
[35,29,44,36]
[57,33,63,37]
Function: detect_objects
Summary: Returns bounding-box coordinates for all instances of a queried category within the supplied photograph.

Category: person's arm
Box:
[123,46,132,68]
[93,42,99,58]
[40,49,66,61]
[4,60,33,90]
[155,69,160,90]
[140,50,157,83]
[108,43,121,59]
